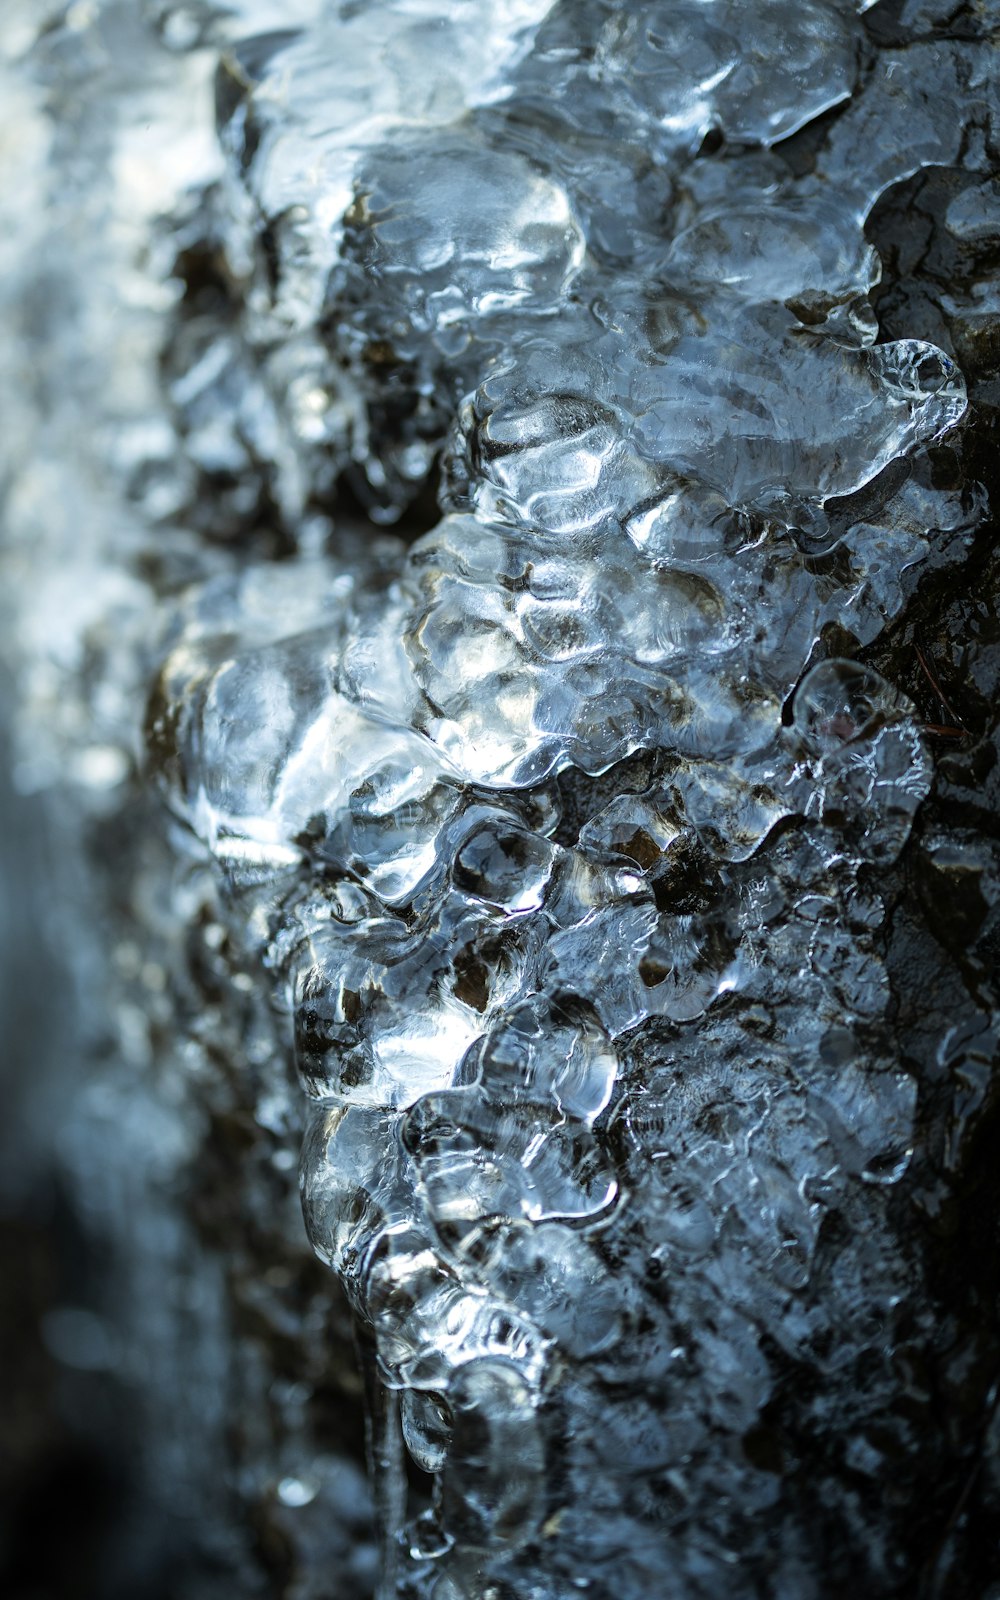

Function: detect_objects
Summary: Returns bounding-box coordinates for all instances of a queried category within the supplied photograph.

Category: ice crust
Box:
[3,0,999,1595]
[129,0,1000,1591]
[135,2,993,1593]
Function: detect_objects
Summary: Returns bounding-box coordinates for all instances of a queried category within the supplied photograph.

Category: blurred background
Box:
[0,8,375,1596]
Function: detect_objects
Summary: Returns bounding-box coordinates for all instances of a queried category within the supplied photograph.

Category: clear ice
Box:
[3,0,1000,1596]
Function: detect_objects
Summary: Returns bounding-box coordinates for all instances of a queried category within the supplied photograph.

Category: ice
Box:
[451,298,965,532]
[147,39,957,1556]
[591,0,861,149]
[789,659,933,863]
[3,0,998,1596]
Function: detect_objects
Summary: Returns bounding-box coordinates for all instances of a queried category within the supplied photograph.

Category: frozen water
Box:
[138,2,989,1592]
[141,1,975,1592]
[3,0,1000,1596]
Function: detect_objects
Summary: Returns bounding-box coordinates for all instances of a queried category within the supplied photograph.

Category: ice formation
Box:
[145,1,982,1592]
[4,0,1000,1596]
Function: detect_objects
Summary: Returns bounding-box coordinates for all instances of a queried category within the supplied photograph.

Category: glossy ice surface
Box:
[3,1,1000,1597]
[145,1,989,1593]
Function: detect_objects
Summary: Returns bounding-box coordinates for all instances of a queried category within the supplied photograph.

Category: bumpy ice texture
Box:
[139,1,1000,1596]
[4,0,999,1596]
[140,1,1000,1595]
